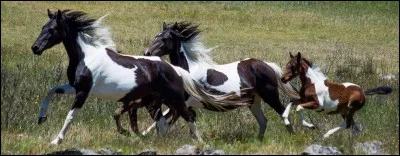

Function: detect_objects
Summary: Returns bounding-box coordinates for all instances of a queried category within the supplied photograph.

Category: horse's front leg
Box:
[296,101,317,128]
[282,102,293,127]
[38,84,75,124]
[50,90,88,145]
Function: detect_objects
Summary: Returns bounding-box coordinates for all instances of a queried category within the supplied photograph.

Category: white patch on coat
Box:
[77,35,139,101]
[305,67,339,113]
[180,39,242,96]
[342,82,359,88]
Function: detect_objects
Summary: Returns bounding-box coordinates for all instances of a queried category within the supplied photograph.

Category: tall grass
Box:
[1,1,398,154]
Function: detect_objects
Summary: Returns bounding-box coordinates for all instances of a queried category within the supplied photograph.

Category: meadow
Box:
[1,1,398,154]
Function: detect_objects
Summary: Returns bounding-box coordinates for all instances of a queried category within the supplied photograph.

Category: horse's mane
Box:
[171,21,201,42]
[170,22,217,66]
[302,57,327,80]
[60,10,116,51]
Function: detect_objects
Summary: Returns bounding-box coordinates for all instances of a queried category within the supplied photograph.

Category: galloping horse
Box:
[31,10,244,145]
[141,22,304,139]
[280,52,389,138]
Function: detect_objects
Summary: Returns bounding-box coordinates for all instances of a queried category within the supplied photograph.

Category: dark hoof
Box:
[286,125,295,134]
[257,135,264,141]
[118,129,131,137]
[38,116,47,124]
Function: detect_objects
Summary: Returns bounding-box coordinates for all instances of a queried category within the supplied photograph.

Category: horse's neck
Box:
[62,33,86,84]
[300,67,323,87]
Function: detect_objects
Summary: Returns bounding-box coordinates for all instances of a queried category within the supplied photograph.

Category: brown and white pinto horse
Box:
[31,10,245,145]
[141,22,302,139]
[281,52,367,138]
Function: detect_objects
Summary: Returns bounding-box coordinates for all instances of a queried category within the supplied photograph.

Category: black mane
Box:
[170,22,201,41]
[57,10,96,31]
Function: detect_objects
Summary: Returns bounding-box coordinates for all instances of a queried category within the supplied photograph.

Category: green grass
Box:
[1,1,399,155]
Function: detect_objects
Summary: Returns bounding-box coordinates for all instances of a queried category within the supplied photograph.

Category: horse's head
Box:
[144,22,183,56]
[31,9,67,55]
[281,52,307,83]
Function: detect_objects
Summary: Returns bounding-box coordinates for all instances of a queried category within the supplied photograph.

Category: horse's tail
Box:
[265,62,301,100]
[167,62,252,111]
[364,86,393,95]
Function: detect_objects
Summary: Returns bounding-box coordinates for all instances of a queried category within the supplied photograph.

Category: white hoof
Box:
[323,133,330,139]
[50,136,63,145]
[302,121,315,128]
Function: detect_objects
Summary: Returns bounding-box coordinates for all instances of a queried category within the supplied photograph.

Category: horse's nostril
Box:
[32,46,39,52]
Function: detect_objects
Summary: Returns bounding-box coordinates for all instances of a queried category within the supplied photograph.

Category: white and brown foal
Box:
[281,52,366,138]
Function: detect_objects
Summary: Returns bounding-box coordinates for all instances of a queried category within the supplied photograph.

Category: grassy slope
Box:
[1,1,398,154]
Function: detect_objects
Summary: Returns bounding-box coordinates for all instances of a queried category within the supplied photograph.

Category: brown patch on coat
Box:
[206,69,228,86]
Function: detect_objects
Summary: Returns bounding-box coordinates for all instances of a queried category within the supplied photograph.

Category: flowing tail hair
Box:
[364,86,393,95]
[167,62,253,111]
[264,62,301,100]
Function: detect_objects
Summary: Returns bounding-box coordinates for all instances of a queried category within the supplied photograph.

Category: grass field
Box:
[1,1,399,155]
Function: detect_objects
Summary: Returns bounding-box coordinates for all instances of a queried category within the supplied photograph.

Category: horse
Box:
[140,22,306,139]
[280,52,391,138]
[31,9,246,145]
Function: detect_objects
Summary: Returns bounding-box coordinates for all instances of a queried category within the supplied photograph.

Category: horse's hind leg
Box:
[163,92,203,143]
[114,101,139,136]
[257,85,294,133]
[248,95,267,140]
[128,108,140,135]
[38,84,75,124]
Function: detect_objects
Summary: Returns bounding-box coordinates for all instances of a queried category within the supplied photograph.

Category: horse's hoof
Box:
[38,116,47,124]
[286,125,295,134]
[50,138,62,145]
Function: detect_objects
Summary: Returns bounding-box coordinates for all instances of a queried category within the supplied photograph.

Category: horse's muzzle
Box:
[38,116,47,124]
[32,45,43,55]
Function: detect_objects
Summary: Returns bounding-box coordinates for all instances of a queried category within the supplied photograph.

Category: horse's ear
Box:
[56,9,62,23]
[289,52,294,58]
[163,22,167,30]
[297,52,302,63]
[47,9,53,18]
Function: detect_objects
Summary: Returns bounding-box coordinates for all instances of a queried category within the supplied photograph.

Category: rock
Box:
[138,150,157,155]
[380,74,396,81]
[175,144,203,155]
[46,148,100,155]
[204,148,225,155]
[355,140,389,155]
[97,148,115,155]
[302,144,343,155]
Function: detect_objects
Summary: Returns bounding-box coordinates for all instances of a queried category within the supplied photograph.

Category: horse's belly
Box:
[89,69,138,101]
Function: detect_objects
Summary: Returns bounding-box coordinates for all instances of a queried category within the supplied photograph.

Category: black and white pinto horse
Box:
[141,22,309,139]
[31,10,243,145]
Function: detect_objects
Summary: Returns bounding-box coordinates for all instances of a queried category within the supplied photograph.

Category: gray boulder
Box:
[46,148,100,155]
[302,144,343,155]
[204,148,225,155]
[175,144,203,155]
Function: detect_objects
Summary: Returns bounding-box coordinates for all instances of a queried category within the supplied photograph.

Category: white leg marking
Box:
[51,108,79,145]
[295,105,304,112]
[39,84,75,118]
[282,102,292,126]
[249,96,267,137]
[142,108,170,136]
[298,110,315,128]
[323,120,347,138]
